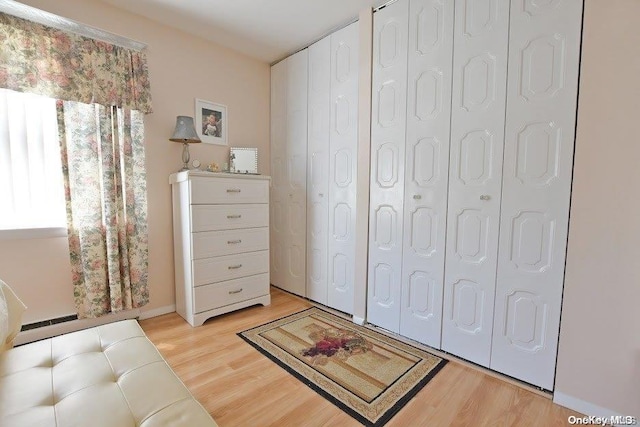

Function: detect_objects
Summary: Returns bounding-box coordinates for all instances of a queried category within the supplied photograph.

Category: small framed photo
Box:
[195,98,227,145]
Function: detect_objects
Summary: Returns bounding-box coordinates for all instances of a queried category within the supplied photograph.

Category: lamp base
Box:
[181,142,190,171]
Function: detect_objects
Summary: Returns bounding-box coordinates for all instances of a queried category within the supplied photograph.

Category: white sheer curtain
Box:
[0,88,65,230]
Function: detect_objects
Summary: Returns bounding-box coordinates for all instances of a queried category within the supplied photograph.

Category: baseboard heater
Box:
[21,314,78,332]
[14,308,141,346]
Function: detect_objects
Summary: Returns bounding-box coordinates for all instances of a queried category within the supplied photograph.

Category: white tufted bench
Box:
[0,319,217,427]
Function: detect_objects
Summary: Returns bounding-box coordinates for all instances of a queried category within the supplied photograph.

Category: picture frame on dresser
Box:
[230,147,258,174]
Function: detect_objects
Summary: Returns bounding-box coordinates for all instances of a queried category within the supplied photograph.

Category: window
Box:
[0,89,66,231]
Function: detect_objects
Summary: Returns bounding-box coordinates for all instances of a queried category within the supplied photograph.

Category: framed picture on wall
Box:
[195,98,227,145]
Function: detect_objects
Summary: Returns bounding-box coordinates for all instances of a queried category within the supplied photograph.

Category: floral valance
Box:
[0,12,152,113]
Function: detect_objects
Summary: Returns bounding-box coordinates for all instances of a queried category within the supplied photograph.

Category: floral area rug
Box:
[237,307,447,426]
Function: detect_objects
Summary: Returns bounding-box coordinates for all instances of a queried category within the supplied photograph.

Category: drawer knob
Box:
[227,239,242,244]
[227,214,242,219]
[480,195,491,201]
[228,288,243,295]
[227,189,241,193]
[228,264,242,270]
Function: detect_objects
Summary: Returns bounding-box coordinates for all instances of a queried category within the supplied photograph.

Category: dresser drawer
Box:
[191,204,268,232]
[191,177,269,204]
[193,273,269,313]
[192,228,269,259]
[193,250,269,286]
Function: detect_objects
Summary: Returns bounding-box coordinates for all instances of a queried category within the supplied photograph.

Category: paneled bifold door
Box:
[369,0,455,350]
[490,0,583,390]
[272,22,358,313]
[306,22,359,314]
[368,0,409,334]
[327,22,359,314]
[306,37,331,305]
[401,0,455,349]
[368,0,582,390]
[270,49,308,297]
[441,0,511,368]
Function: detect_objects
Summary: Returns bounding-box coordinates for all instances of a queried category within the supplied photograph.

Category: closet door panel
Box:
[328,22,359,314]
[270,60,287,289]
[306,38,331,305]
[399,0,454,348]
[442,0,510,367]
[491,0,583,390]
[368,0,409,332]
[284,49,308,297]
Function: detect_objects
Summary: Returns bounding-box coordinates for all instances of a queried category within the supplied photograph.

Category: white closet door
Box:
[399,0,454,347]
[368,0,409,333]
[328,22,359,314]
[283,50,308,297]
[270,60,287,290]
[441,0,510,367]
[306,38,331,305]
[491,0,583,390]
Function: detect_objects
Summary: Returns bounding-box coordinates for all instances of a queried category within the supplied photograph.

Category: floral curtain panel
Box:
[58,101,149,318]
[0,12,152,113]
[0,11,152,318]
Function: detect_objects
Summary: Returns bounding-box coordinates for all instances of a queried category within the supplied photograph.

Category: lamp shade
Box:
[169,116,201,143]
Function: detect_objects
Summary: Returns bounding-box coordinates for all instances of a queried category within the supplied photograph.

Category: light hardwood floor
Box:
[140,287,580,426]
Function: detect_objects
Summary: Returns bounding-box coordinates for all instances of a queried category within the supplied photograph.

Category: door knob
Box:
[480,195,491,201]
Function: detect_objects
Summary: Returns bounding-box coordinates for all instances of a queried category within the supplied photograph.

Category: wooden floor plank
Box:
[139,287,581,426]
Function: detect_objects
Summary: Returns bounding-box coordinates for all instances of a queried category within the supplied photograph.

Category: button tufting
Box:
[1,319,217,426]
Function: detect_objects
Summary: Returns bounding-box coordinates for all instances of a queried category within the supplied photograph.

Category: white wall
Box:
[554,0,640,418]
[0,0,270,323]
[0,235,74,323]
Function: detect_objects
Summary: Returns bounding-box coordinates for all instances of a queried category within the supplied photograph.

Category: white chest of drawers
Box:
[170,171,271,326]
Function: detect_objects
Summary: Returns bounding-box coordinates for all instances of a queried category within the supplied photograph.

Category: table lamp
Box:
[170,116,201,171]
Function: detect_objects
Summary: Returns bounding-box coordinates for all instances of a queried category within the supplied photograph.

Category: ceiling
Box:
[99,0,388,63]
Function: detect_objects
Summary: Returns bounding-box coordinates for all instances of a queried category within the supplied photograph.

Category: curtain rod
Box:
[0,0,147,51]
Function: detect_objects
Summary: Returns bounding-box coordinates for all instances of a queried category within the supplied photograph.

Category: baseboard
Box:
[14,308,140,345]
[553,391,626,421]
[352,315,365,325]
[138,304,176,320]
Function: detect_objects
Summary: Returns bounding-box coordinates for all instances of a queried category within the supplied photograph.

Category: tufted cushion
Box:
[0,319,217,426]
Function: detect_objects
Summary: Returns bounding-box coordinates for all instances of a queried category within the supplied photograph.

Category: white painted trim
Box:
[0,227,67,240]
[14,309,140,345]
[0,0,147,51]
[138,304,176,320]
[353,7,373,325]
[352,315,365,325]
[553,392,625,420]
